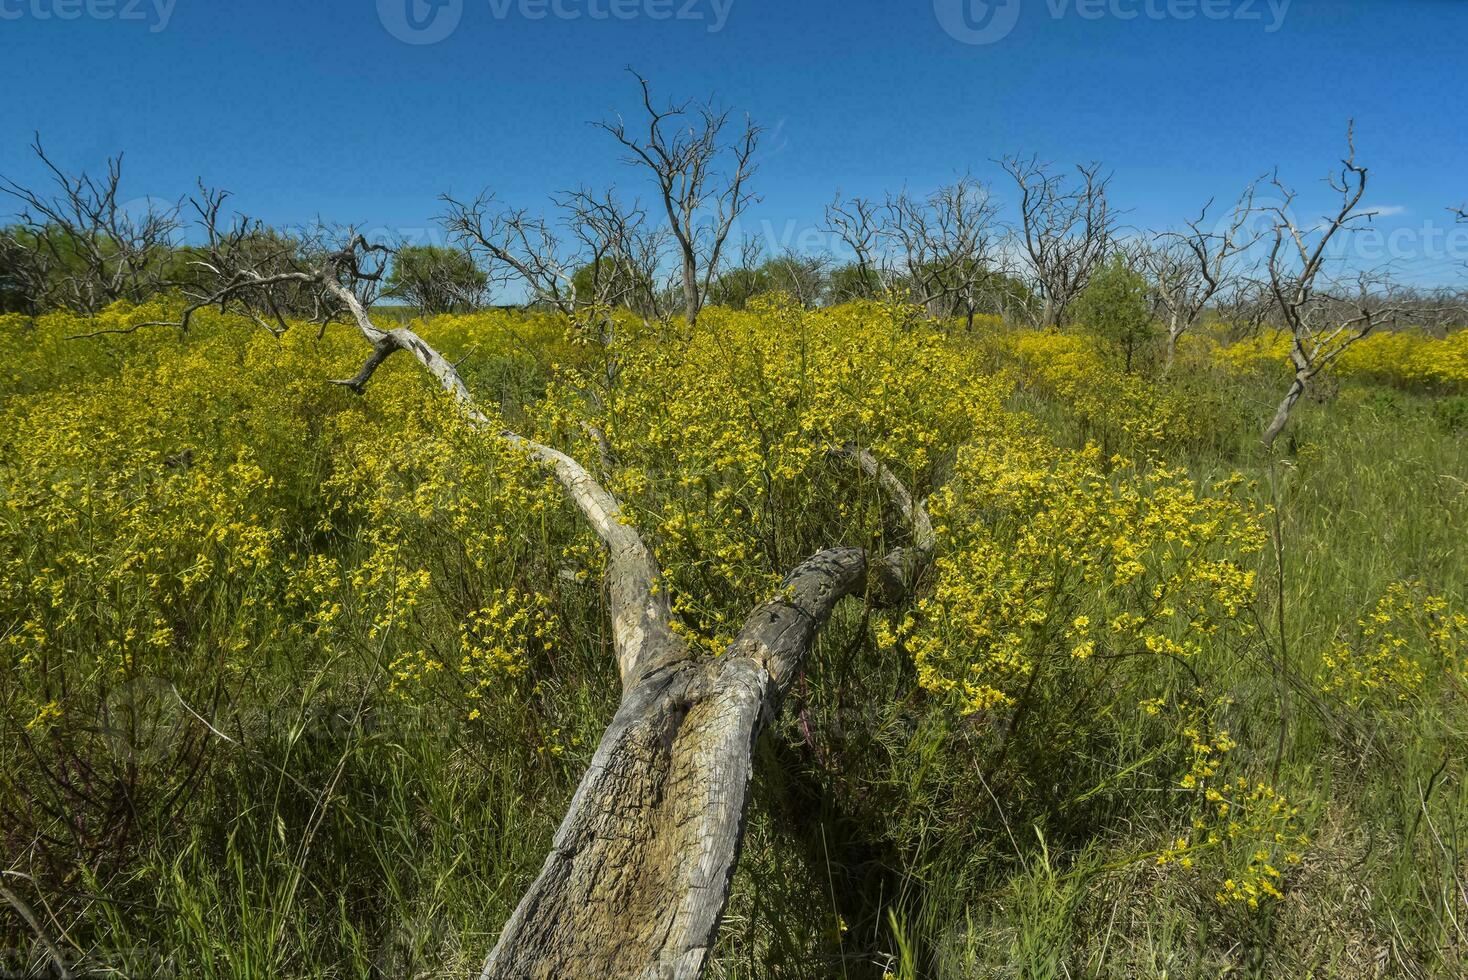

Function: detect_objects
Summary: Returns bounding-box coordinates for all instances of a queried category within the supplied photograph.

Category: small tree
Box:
[826,261,884,303]
[1143,183,1259,372]
[1000,155,1116,329]
[1259,124,1419,449]
[0,135,180,313]
[1072,253,1156,373]
[884,176,1003,329]
[761,249,830,308]
[440,186,670,334]
[0,227,42,313]
[824,193,887,295]
[706,237,769,310]
[1215,276,1276,343]
[384,244,488,315]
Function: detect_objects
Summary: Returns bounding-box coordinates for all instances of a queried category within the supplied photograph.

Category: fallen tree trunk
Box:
[172,256,932,979]
[482,546,922,979]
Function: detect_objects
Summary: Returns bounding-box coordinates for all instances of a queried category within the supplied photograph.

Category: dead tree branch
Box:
[118,200,933,978]
[1259,123,1422,449]
[1000,155,1116,329]
[595,69,760,327]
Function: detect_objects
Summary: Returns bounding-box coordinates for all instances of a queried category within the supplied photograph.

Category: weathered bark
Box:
[482,548,881,979]
[1163,315,1183,375]
[1261,370,1309,450]
[148,226,932,977]
[308,295,932,978]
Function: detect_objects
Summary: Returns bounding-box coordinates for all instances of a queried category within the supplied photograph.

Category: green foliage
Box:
[384,244,488,315]
[707,263,772,310]
[1072,254,1158,372]
[0,228,38,313]
[827,262,883,303]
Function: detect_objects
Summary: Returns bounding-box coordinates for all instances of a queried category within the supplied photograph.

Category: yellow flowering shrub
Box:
[1211,327,1468,392]
[895,431,1264,714]
[0,302,586,760]
[1319,580,1467,709]
[998,329,1216,456]
[1149,698,1310,909]
[566,298,1001,653]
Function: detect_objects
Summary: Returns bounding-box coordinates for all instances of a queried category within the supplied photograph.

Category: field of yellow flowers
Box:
[2,299,1465,977]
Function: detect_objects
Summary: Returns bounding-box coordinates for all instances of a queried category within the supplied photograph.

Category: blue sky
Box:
[3,0,1466,284]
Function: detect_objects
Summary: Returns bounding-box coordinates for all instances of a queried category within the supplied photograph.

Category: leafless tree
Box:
[441,186,672,335]
[562,187,672,325]
[1259,125,1420,448]
[1000,155,1116,328]
[440,192,579,315]
[596,69,760,327]
[0,135,181,313]
[884,176,1004,329]
[1143,183,1260,371]
[824,192,889,296]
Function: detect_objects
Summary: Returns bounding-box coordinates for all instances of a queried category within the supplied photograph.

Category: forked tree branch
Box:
[110,214,935,979]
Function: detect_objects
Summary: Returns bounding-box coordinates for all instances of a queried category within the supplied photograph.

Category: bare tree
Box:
[1259,125,1419,449]
[824,191,888,297]
[440,191,580,316]
[885,176,1003,329]
[1143,183,1260,371]
[441,186,672,335]
[1000,155,1116,329]
[562,187,672,325]
[0,135,181,313]
[596,69,760,327]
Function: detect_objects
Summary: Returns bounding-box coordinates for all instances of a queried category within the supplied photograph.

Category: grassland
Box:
[1,300,1464,978]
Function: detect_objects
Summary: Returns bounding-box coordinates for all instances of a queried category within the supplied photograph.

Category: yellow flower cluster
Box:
[459,589,555,700]
[1145,699,1308,908]
[1000,329,1206,456]
[1209,328,1468,391]
[561,299,1000,653]
[893,425,1264,714]
[1319,580,1466,709]
[1,301,585,735]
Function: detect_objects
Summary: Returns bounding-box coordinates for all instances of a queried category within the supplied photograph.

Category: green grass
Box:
[2,310,1464,978]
